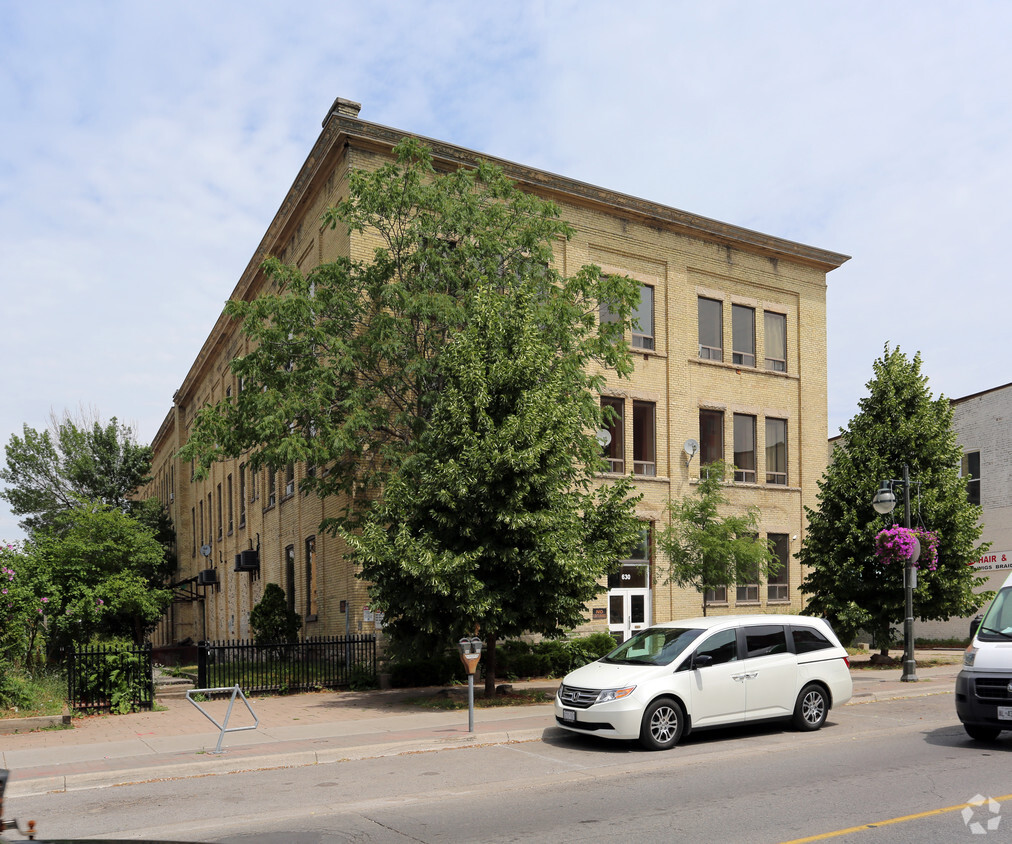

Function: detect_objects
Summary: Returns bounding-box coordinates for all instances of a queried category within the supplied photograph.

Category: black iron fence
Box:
[197,635,376,695]
[66,642,154,713]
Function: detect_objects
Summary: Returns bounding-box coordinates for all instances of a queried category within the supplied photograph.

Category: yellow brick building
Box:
[141,98,849,646]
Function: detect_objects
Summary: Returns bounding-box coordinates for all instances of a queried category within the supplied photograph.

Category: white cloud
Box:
[2,0,1010,537]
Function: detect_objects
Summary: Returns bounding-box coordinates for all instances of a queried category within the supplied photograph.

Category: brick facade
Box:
[141,98,848,646]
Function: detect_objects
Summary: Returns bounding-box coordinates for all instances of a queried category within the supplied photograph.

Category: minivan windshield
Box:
[977,586,1012,640]
[601,627,703,666]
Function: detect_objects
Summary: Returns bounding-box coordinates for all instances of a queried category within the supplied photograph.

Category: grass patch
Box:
[0,669,67,719]
[409,688,554,710]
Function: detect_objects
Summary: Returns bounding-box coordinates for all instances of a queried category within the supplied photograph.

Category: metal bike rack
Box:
[186,685,259,754]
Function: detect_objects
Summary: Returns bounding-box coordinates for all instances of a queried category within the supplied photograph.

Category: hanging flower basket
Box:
[874,525,939,571]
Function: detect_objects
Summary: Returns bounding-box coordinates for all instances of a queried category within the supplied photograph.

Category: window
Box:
[699,409,724,467]
[744,625,788,658]
[689,628,738,668]
[600,397,624,473]
[704,586,727,605]
[226,474,233,534]
[764,311,787,372]
[766,418,788,485]
[267,470,277,508]
[607,525,651,589]
[285,463,295,497]
[305,536,318,620]
[238,464,246,528]
[285,545,296,617]
[633,401,656,476]
[698,297,723,361]
[632,285,654,351]
[962,451,981,506]
[207,493,213,542]
[736,558,759,603]
[600,298,620,326]
[731,304,755,367]
[191,508,196,557]
[792,625,832,654]
[768,533,790,601]
[198,500,204,546]
[733,414,756,482]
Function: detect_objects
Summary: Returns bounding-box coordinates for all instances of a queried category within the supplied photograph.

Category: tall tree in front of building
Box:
[1,412,153,535]
[657,461,778,616]
[182,139,644,691]
[800,345,987,650]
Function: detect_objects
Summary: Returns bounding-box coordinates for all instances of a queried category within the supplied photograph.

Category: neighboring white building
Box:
[919,382,1012,641]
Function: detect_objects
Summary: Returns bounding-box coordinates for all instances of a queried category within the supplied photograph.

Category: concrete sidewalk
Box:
[0,661,961,798]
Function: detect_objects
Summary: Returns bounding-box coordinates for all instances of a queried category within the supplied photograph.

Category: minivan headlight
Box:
[596,685,637,704]
[964,646,977,667]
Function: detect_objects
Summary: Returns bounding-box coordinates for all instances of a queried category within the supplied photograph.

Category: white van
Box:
[555,614,852,750]
[957,571,1012,740]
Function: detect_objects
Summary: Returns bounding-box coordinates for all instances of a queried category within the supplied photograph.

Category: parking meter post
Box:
[458,637,483,733]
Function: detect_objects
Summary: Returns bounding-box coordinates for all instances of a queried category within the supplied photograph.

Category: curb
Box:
[0,713,71,735]
[5,728,552,798]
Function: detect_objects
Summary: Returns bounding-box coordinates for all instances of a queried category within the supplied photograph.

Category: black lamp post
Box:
[871,464,920,682]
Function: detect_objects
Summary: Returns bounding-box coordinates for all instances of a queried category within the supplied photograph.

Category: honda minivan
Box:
[555,614,852,750]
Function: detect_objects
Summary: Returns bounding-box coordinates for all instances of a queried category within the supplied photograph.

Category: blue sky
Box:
[2,2,1010,540]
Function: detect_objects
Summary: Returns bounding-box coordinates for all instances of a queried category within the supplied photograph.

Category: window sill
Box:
[690,356,799,380]
[690,477,800,493]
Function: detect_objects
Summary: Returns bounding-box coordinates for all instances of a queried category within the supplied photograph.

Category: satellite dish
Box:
[200,544,212,558]
[596,428,613,448]
[683,439,699,457]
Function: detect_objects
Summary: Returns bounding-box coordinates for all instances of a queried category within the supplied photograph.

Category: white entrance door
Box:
[608,587,651,642]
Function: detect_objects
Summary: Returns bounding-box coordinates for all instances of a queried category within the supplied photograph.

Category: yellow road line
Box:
[781,792,1012,843]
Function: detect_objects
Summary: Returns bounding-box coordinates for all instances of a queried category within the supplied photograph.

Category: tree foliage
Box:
[30,504,173,651]
[657,461,778,615]
[181,140,644,692]
[800,346,987,649]
[1,411,153,535]
[249,583,302,645]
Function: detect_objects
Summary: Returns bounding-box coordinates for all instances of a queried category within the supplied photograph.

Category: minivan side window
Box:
[792,625,832,654]
[744,625,788,658]
[683,628,738,670]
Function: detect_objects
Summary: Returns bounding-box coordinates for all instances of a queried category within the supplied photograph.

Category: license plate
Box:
[563,709,576,723]
[998,707,1012,720]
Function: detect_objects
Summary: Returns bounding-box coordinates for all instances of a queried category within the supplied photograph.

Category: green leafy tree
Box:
[800,346,987,650]
[249,583,302,644]
[0,542,46,670]
[181,140,643,693]
[347,281,642,694]
[31,504,173,651]
[1,412,153,535]
[657,461,779,615]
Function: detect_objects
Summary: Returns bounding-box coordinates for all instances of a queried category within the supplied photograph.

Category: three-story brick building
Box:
[141,98,849,646]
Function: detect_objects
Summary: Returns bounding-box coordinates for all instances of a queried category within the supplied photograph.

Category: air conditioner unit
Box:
[235,549,260,572]
[197,569,218,586]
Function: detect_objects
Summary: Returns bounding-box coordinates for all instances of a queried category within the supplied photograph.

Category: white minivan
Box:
[957,571,1012,740]
[555,614,853,750]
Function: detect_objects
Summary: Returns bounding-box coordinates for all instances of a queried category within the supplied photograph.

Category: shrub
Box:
[250,583,301,644]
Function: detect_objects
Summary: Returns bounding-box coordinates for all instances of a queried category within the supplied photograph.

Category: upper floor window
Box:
[631,285,655,351]
[698,297,723,361]
[633,401,656,476]
[285,463,295,497]
[733,414,756,482]
[731,304,755,367]
[600,396,625,473]
[962,451,981,506]
[736,557,760,603]
[764,311,787,372]
[699,409,724,467]
[238,464,247,527]
[766,418,788,485]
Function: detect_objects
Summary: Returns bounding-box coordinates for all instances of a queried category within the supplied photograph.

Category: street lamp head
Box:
[872,481,897,515]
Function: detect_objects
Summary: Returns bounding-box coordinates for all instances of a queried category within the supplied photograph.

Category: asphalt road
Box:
[8,692,1010,843]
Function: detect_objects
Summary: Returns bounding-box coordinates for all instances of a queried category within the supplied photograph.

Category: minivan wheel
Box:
[793,684,828,731]
[965,724,1001,741]
[639,698,684,750]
